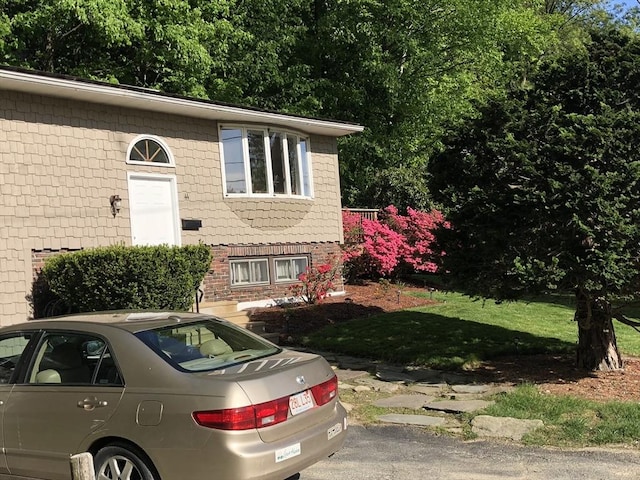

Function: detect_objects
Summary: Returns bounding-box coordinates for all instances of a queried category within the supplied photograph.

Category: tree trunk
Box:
[575,291,623,371]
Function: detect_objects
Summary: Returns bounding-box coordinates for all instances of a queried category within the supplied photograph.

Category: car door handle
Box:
[77,397,108,411]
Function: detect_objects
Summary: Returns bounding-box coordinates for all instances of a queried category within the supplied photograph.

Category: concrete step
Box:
[198,301,238,316]
[238,320,266,333]
[219,310,251,324]
[195,301,278,344]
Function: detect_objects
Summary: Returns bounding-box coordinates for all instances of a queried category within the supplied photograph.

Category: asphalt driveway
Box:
[302,425,640,480]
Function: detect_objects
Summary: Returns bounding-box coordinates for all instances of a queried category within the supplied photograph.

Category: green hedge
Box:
[42,244,212,313]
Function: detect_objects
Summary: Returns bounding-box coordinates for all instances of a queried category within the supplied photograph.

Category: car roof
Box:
[5,311,217,334]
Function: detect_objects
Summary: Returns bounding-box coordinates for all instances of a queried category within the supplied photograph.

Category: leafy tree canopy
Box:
[1,0,243,97]
[0,0,569,210]
[320,0,564,209]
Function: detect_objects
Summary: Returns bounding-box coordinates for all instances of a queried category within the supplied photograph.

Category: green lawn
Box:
[307,289,640,447]
[304,291,640,369]
[481,384,640,446]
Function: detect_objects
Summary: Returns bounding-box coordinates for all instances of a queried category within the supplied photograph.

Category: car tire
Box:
[94,444,157,480]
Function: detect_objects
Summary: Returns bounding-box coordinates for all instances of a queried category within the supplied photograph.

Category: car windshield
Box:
[135,319,280,372]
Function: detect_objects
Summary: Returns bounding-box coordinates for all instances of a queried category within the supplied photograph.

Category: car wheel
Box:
[94,444,157,480]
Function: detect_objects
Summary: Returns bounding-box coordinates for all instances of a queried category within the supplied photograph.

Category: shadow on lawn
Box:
[301,310,575,368]
[250,294,599,385]
[277,305,590,384]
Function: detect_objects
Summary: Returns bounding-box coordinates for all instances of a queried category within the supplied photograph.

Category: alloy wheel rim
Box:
[97,455,141,480]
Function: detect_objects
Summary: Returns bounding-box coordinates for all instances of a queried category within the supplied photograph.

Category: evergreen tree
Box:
[430,28,640,370]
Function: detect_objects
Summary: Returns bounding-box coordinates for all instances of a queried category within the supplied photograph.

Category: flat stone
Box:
[451,384,492,394]
[424,399,494,414]
[404,368,443,383]
[408,384,447,396]
[354,377,401,393]
[376,364,405,372]
[336,356,375,371]
[335,368,370,382]
[353,385,371,393]
[441,372,477,384]
[373,394,435,410]
[443,392,485,401]
[378,414,447,427]
[472,415,544,441]
[375,367,416,383]
[447,384,515,398]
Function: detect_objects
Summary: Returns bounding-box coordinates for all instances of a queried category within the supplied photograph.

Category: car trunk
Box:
[197,349,338,443]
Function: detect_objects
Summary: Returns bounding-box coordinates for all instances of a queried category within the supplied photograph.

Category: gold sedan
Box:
[0,312,347,480]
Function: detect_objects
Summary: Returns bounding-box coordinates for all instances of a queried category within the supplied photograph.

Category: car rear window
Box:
[135,319,280,372]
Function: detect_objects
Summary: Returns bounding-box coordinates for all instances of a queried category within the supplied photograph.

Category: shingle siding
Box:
[1,88,346,324]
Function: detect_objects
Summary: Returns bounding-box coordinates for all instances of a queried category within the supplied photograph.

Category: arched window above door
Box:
[127,136,174,167]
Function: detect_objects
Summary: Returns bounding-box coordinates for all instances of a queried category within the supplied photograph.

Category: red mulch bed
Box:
[249,281,437,336]
[249,281,640,402]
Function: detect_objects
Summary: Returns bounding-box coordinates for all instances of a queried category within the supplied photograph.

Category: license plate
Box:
[327,422,342,440]
[289,390,314,416]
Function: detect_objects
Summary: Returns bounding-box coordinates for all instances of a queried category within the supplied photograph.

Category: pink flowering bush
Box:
[359,219,404,276]
[342,209,365,244]
[342,206,448,280]
[382,205,448,273]
[289,262,340,304]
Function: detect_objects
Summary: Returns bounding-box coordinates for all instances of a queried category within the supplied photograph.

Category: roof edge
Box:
[0,66,364,137]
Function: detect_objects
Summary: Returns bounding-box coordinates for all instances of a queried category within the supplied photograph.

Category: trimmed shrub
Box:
[41,244,212,313]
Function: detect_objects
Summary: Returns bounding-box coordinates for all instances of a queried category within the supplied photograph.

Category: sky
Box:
[609,0,639,10]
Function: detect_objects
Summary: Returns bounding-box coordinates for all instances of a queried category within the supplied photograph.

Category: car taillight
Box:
[254,398,289,427]
[311,375,338,406]
[193,375,338,431]
[193,407,256,430]
[193,397,289,431]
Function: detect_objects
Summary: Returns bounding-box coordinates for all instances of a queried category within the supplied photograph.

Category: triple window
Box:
[230,256,309,286]
[221,126,312,197]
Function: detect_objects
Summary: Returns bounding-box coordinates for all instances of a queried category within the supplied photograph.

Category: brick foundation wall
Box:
[30,248,82,318]
[31,248,82,277]
[32,242,344,311]
[202,242,344,304]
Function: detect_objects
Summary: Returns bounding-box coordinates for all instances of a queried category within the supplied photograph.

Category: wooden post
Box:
[70,452,95,480]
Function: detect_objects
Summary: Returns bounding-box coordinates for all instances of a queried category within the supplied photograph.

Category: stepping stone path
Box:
[312,349,544,442]
[423,399,495,414]
[373,394,435,409]
[378,414,447,427]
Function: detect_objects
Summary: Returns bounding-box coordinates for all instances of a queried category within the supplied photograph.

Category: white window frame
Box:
[274,256,309,283]
[219,125,313,198]
[230,258,270,286]
[126,135,175,167]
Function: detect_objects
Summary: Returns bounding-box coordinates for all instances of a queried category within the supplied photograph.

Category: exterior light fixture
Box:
[110,195,122,217]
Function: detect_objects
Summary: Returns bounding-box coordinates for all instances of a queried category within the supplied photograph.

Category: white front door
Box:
[128,173,180,246]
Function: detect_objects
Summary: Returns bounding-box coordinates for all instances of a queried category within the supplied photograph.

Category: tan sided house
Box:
[0,67,363,327]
